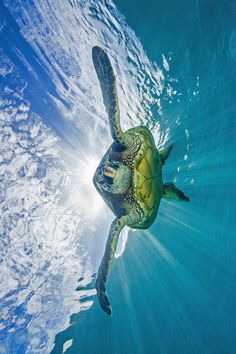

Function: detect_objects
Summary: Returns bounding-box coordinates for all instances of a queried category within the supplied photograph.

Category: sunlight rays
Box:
[58,123,109,223]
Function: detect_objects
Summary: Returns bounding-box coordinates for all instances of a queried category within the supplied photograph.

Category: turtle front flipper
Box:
[92,46,124,146]
[96,215,128,315]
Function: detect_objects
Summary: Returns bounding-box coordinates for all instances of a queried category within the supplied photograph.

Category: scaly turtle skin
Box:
[92,46,189,315]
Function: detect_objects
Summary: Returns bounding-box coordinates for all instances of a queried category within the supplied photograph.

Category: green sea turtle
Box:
[92,46,190,315]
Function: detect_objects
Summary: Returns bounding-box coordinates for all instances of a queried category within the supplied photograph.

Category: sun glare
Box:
[70,153,106,220]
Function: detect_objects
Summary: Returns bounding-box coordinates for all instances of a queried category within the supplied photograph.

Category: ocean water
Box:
[0,0,236,353]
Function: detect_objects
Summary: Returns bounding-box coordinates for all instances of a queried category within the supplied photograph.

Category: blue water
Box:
[1,0,236,353]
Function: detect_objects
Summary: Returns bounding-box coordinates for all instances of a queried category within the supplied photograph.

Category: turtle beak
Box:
[93,165,114,194]
[93,167,105,191]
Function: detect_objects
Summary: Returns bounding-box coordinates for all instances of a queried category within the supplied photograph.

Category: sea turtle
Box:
[92,46,190,315]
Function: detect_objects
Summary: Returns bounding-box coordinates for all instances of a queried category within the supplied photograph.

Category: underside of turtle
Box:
[92,45,190,315]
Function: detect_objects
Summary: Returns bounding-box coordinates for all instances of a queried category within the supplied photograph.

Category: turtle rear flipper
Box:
[95,216,128,315]
[159,144,173,165]
[163,183,190,201]
[92,46,124,146]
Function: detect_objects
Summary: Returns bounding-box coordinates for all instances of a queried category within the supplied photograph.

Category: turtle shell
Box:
[125,126,163,228]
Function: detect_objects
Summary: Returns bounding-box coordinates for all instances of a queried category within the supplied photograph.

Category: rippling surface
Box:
[1,0,236,353]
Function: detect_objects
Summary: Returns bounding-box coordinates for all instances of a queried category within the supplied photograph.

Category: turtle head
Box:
[93,160,131,195]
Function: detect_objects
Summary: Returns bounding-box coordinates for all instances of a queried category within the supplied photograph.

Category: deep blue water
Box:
[0,0,236,353]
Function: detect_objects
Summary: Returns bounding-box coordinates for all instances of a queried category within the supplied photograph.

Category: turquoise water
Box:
[1,0,236,353]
